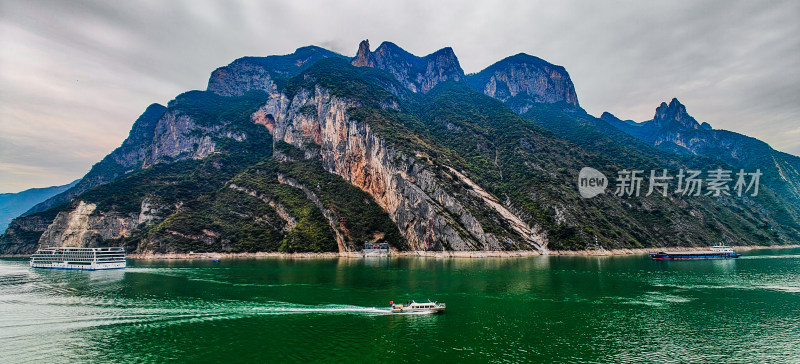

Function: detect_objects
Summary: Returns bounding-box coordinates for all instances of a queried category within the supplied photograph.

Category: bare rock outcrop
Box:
[142,109,220,167]
[351,40,465,93]
[267,86,547,252]
[0,215,54,254]
[208,46,345,97]
[467,53,579,113]
[37,201,140,248]
[208,60,281,97]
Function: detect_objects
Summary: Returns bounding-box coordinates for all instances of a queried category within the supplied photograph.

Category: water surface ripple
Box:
[1,248,799,363]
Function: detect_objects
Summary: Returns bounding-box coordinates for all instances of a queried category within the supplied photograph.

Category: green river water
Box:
[1,248,799,363]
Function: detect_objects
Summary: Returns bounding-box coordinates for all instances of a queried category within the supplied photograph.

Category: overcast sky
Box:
[1,0,798,193]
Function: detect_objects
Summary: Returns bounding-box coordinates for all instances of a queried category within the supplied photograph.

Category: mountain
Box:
[351,40,464,93]
[25,104,168,215]
[0,180,78,232]
[208,45,346,97]
[25,47,347,217]
[602,98,800,208]
[3,40,798,255]
[467,53,579,113]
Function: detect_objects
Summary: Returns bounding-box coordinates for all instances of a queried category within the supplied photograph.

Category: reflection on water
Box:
[1,248,799,363]
[360,256,391,268]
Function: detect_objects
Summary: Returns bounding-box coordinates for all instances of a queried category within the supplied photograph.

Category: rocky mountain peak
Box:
[352,39,372,67]
[600,111,619,122]
[428,46,457,60]
[207,46,344,96]
[467,52,579,113]
[373,41,401,54]
[427,47,460,72]
[350,39,464,93]
[600,111,640,130]
[652,98,700,130]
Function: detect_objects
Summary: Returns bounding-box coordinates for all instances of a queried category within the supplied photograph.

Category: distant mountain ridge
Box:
[602,98,800,208]
[0,180,78,232]
[3,39,798,256]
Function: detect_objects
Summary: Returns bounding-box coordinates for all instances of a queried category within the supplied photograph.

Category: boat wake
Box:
[0,297,411,344]
[251,302,393,316]
[739,254,800,260]
[651,282,800,294]
[0,261,439,345]
[250,302,436,316]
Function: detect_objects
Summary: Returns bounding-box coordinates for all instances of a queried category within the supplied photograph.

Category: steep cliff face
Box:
[2,198,149,254]
[351,40,465,93]
[37,201,141,248]
[142,109,221,167]
[112,103,170,167]
[208,46,345,97]
[265,85,546,252]
[119,100,230,168]
[208,60,279,97]
[0,214,54,254]
[467,53,579,113]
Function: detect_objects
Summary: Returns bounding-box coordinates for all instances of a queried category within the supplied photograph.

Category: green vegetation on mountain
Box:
[280,60,800,250]
[32,89,400,254]
[236,46,346,82]
[107,141,399,253]
[3,41,798,255]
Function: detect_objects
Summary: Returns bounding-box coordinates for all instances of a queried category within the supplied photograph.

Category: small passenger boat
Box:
[390,300,446,313]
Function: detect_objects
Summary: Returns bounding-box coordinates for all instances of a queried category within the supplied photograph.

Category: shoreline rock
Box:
[6,244,796,260]
[128,244,800,259]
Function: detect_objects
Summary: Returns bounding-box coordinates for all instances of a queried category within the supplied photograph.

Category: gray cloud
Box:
[1,0,797,192]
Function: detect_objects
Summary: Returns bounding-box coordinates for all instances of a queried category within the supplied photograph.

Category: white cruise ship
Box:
[30,247,126,270]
